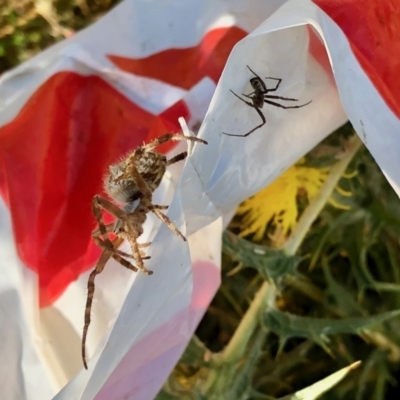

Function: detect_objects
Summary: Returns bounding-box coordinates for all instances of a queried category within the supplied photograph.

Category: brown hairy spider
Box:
[223,65,312,137]
[82,132,208,369]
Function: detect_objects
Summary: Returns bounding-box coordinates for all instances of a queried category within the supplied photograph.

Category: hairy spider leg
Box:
[121,214,153,275]
[92,220,151,261]
[143,133,207,151]
[82,250,111,369]
[127,159,154,199]
[92,234,150,260]
[222,90,266,137]
[92,195,153,265]
[167,151,188,166]
[152,205,169,210]
[83,196,153,369]
[93,220,151,246]
[148,204,187,241]
[82,236,150,369]
[92,195,153,267]
[128,162,187,241]
[82,235,123,369]
[91,195,124,252]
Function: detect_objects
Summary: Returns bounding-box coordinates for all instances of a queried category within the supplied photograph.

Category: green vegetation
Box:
[160,129,400,399]
[0,0,120,72]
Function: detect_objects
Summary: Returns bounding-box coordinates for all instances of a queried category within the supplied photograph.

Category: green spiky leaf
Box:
[223,231,302,281]
[264,309,400,342]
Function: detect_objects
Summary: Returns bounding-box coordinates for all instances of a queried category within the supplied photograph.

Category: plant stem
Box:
[363,330,400,363]
[284,135,363,256]
[203,282,274,395]
[221,281,273,363]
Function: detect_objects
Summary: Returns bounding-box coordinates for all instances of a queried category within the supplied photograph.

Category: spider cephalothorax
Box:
[223,65,312,137]
[82,132,207,369]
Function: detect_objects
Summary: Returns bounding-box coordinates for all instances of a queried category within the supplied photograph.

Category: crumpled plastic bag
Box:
[0,0,398,399]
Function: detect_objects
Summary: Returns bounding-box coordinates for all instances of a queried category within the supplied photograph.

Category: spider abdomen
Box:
[104,151,167,204]
[135,151,167,193]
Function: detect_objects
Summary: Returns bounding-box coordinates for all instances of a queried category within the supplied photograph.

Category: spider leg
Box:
[223,91,267,137]
[264,98,312,110]
[137,251,150,259]
[265,94,299,102]
[133,241,151,258]
[85,197,128,369]
[264,77,282,92]
[82,249,112,369]
[149,206,187,241]
[246,65,264,84]
[92,235,134,258]
[229,90,255,108]
[81,235,150,369]
[93,235,151,260]
[99,182,153,274]
[153,204,169,210]
[167,151,187,166]
[92,221,115,238]
[242,93,264,106]
[93,195,126,224]
[92,196,125,257]
[92,196,136,263]
[246,66,284,93]
[124,162,154,200]
[127,235,153,275]
[116,241,150,259]
[143,133,207,151]
[93,218,150,259]
[111,252,141,273]
[92,200,152,258]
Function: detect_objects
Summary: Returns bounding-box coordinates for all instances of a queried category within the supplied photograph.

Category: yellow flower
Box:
[237,162,329,244]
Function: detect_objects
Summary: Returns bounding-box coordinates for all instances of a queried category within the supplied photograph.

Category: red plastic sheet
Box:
[108,27,247,89]
[0,72,188,306]
[0,23,244,306]
[314,0,400,117]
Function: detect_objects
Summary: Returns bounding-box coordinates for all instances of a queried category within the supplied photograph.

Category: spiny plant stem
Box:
[214,134,363,370]
[221,281,273,363]
[203,282,274,395]
[284,135,363,256]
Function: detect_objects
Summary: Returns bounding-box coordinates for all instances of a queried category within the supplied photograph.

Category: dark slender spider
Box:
[223,65,312,137]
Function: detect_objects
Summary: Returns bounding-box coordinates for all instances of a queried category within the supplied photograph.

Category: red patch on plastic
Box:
[314,0,400,118]
[0,72,189,306]
[107,26,247,90]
